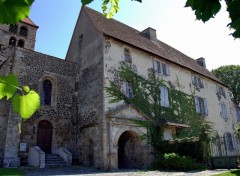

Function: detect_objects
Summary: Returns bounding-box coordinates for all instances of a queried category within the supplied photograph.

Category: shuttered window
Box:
[160,86,169,107]
[192,75,204,88]
[235,105,240,122]
[224,133,234,150]
[194,97,208,116]
[124,48,132,63]
[216,85,226,98]
[220,102,228,121]
[153,59,170,76]
[123,81,133,98]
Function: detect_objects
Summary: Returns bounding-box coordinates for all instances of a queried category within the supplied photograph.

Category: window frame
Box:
[194,96,208,116]
[124,48,132,63]
[153,59,170,76]
[160,86,170,107]
[19,26,28,37]
[192,75,204,89]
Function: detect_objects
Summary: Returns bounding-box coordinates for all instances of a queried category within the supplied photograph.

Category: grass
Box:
[213,169,240,176]
[0,168,24,176]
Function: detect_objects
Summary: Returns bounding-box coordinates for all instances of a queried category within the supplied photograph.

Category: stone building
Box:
[0,6,239,170]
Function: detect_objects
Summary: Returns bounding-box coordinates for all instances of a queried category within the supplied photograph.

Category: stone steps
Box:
[45,154,67,167]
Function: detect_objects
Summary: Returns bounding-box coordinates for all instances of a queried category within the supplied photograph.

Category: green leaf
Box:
[102,0,120,19]
[0,74,19,100]
[185,0,221,22]
[81,0,94,6]
[0,0,33,24]
[226,0,240,38]
[23,86,30,93]
[12,89,40,119]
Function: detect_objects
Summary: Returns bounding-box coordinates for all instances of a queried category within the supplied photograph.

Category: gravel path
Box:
[22,166,228,176]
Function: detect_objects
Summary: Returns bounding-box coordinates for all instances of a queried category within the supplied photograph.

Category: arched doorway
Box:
[118,131,141,169]
[37,120,53,154]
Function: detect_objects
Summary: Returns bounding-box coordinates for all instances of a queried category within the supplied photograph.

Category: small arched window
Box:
[19,26,28,37]
[17,39,25,48]
[42,80,52,105]
[9,24,18,33]
[9,37,16,46]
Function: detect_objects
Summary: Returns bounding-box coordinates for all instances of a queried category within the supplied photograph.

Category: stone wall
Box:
[66,9,106,169]
[10,47,76,165]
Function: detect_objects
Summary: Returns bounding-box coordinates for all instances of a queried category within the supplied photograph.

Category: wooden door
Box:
[37,120,52,154]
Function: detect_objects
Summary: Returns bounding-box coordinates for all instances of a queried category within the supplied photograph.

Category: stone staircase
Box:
[45,154,67,167]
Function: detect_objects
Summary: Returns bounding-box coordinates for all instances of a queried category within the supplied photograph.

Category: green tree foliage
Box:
[0,74,40,119]
[1,0,239,38]
[212,65,240,105]
[0,0,34,24]
[106,62,212,150]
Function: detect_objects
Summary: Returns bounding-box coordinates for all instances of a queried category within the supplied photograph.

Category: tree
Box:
[106,62,212,151]
[212,65,240,105]
[0,0,240,38]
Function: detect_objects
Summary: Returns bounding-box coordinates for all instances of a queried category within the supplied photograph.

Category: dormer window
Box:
[9,24,18,33]
[124,48,132,63]
[9,37,16,46]
[192,75,204,89]
[17,40,25,48]
[153,59,170,76]
[19,26,28,37]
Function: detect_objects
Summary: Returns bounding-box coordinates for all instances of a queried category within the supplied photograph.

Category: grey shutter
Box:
[222,88,226,98]
[216,85,220,94]
[200,79,204,88]
[160,86,165,106]
[157,61,161,73]
[192,76,196,86]
[236,106,240,122]
[203,98,208,116]
[165,87,170,107]
[166,64,170,76]
[153,60,157,72]
[194,97,200,113]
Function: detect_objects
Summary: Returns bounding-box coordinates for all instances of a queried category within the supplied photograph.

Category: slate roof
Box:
[21,18,38,28]
[83,7,221,83]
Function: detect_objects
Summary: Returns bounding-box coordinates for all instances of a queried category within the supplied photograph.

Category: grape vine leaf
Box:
[12,86,40,119]
[0,74,19,100]
[185,0,221,22]
[226,0,240,38]
[0,0,34,24]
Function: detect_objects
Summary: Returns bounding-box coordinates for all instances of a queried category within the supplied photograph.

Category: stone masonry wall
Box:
[11,47,76,165]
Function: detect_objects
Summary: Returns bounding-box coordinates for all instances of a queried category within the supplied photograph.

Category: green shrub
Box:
[153,153,207,171]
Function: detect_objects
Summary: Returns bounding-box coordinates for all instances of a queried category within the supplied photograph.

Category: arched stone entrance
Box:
[118,131,141,169]
[37,120,53,154]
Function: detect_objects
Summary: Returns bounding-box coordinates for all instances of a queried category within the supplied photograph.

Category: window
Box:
[19,26,28,37]
[160,86,169,107]
[9,24,17,33]
[124,81,133,98]
[42,79,52,105]
[194,97,208,116]
[224,133,234,150]
[79,34,83,50]
[153,59,170,76]
[192,75,204,88]
[124,48,132,63]
[235,105,240,122]
[216,85,226,98]
[220,102,228,121]
[9,37,16,46]
[17,40,24,48]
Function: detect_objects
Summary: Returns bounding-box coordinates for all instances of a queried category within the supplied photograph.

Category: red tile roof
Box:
[83,7,221,84]
[21,18,38,28]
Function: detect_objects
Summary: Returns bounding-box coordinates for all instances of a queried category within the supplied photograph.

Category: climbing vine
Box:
[106,62,212,151]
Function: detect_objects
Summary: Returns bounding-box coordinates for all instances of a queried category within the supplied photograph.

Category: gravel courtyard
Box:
[22,166,228,176]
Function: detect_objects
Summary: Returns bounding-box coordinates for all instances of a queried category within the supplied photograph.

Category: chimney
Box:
[196,57,206,68]
[140,27,157,41]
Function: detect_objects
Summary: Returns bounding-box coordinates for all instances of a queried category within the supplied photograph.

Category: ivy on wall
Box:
[106,62,212,151]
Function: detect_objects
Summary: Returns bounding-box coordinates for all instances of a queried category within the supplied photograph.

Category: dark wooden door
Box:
[37,120,52,154]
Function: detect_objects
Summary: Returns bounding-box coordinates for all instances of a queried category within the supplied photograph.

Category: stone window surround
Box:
[39,74,57,108]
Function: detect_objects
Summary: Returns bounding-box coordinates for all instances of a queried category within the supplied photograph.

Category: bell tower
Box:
[0,18,38,50]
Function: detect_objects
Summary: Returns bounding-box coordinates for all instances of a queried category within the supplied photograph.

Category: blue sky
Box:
[29,0,239,70]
